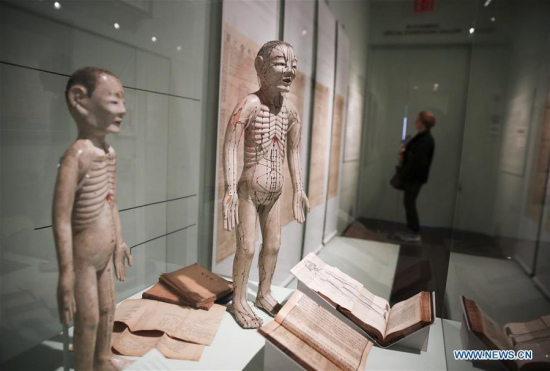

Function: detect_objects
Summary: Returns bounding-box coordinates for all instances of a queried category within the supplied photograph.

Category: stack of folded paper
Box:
[111,264,234,361]
[112,299,226,361]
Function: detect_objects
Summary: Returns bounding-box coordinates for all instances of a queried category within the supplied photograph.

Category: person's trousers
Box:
[403,182,423,234]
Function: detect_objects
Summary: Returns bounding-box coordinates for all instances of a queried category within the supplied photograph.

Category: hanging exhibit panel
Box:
[303,0,336,256]
[323,23,350,244]
[211,0,279,281]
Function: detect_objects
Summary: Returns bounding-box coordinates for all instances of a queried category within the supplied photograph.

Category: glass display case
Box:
[0,0,217,364]
[1,0,549,370]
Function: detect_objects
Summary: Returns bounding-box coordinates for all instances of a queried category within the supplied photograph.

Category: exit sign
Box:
[414,0,434,13]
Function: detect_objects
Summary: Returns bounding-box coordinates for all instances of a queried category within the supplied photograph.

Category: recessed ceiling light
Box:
[152,36,157,42]
[54,1,61,9]
[114,23,120,29]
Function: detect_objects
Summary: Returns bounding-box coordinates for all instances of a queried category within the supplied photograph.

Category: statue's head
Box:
[255,41,297,93]
[65,67,126,135]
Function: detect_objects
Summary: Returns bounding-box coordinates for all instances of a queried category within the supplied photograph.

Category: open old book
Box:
[259,291,372,371]
[462,296,550,370]
[291,253,434,346]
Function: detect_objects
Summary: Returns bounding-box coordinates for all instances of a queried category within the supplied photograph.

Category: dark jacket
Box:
[401,130,435,184]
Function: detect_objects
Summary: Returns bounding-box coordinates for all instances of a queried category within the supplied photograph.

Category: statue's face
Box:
[260,45,297,93]
[81,74,126,134]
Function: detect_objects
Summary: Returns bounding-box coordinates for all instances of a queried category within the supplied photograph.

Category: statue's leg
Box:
[94,259,132,370]
[255,196,282,316]
[73,265,99,371]
[232,195,263,329]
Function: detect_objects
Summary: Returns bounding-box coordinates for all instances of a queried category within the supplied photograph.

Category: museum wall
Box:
[452,0,550,246]
[302,0,337,256]
[326,0,371,234]
[0,0,210,361]
[489,1,550,295]
[357,0,549,240]
[441,7,550,357]
[357,0,550,303]
[280,0,316,282]
[358,0,478,229]
[450,0,550,289]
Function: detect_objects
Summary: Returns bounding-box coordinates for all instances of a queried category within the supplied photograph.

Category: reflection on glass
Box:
[0,0,207,366]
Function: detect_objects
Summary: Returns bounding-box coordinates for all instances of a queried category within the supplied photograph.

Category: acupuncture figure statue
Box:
[223,41,310,329]
[53,67,133,370]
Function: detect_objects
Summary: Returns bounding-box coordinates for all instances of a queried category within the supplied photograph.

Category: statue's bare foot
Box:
[95,355,133,371]
[232,301,263,329]
[255,293,282,316]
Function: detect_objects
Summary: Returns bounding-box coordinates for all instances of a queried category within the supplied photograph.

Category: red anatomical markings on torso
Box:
[72,152,116,231]
[243,104,290,169]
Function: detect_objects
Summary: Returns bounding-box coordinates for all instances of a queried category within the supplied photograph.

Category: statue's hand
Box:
[223,190,239,231]
[57,271,76,325]
[293,191,310,224]
[114,242,133,282]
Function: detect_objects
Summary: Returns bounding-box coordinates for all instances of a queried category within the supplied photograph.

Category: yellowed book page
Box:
[120,299,225,346]
[478,308,510,350]
[112,329,161,357]
[505,316,550,346]
[130,300,189,335]
[510,330,550,346]
[156,334,205,361]
[505,318,547,336]
[327,93,345,198]
[292,253,390,336]
[111,323,126,348]
[291,253,373,311]
[260,321,342,371]
[290,253,326,286]
[173,304,226,345]
[351,287,391,338]
[114,299,153,329]
[308,83,330,207]
[276,291,371,371]
[385,293,422,337]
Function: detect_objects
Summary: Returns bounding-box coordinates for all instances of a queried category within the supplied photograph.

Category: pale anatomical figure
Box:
[53,67,133,370]
[223,41,310,329]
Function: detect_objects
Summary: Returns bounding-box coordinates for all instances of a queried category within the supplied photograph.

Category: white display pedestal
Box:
[50,283,446,370]
[264,340,304,371]
[296,280,435,352]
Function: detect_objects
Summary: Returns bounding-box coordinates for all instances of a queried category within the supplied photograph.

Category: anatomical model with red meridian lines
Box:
[52,67,132,370]
[223,41,310,329]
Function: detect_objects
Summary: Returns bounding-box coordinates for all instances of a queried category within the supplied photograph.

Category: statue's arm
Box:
[222,96,255,230]
[287,106,310,223]
[110,149,132,281]
[52,147,79,324]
